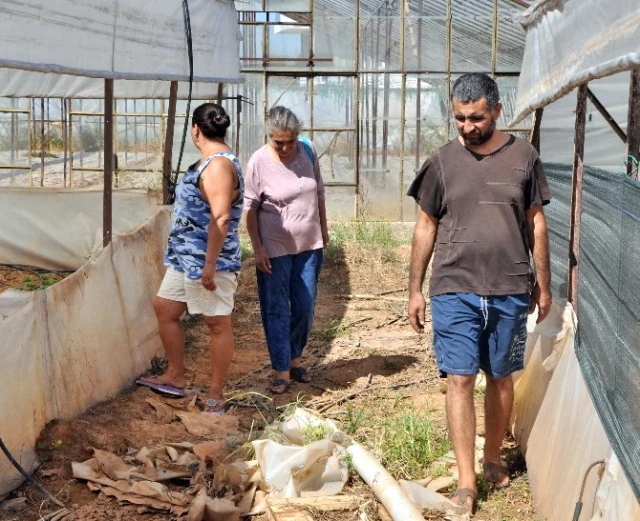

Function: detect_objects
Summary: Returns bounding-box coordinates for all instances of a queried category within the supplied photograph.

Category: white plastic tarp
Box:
[0,208,170,497]
[511,302,640,521]
[512,0,640,125]
[0,188,160,270]
[0,0,243,98]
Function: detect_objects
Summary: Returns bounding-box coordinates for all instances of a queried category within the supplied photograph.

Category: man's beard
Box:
[461,119,496,146]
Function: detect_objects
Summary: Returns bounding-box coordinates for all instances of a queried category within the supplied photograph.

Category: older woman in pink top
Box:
[245,106,329,394]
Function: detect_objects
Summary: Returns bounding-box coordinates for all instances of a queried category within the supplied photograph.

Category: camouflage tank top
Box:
[164,151,244,279]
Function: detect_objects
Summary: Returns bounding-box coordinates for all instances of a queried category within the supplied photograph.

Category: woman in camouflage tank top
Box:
[137,103,243,415]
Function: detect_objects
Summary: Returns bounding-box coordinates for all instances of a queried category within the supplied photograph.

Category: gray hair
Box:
[451,73,500,110]
[266,106,303,136]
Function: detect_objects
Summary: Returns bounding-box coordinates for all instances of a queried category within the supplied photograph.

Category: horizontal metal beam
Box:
[0,165,31,170]
[241,67,521,76]
[0,108,30,114]
[240,21,311,26]
[324,182,357,187]
[72,167,157,173]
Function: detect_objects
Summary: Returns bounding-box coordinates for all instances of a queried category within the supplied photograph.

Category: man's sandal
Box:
[450,488,478,514]
[269,378,291,395]
[290,367,312,383]
[483,461,510,489]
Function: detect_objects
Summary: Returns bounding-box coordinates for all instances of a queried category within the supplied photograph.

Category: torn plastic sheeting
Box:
[511,300,575,452]
[0,209,170,497]
[86,482,190,516]
[399,480,470,521]
[72,444,253,520]
[589,453,640,521]
[72,460,192,507]
[253,438,348,498]
[188,488,242,521]
[511,302,640,520]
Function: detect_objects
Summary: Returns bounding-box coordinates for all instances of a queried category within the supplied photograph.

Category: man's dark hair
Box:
[451,73,500,110]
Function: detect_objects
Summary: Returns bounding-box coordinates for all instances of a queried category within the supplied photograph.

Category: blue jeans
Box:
[431,293,530,378]
[257,249,323,372]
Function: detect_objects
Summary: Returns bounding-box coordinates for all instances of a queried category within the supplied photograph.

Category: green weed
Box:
[311,318,349,342]
[340,394,450,481]
[17,273,62,291]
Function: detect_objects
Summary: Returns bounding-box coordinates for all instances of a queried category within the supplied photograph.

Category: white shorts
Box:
[157,267,238,316]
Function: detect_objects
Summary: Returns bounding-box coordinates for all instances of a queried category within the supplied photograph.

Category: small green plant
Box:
[312,319,348,342]
[329,221,401,249]
[300,423,333,445]
[37,439,63,462]
[241,242,254,262]
[17,273,62,291]
[338,394,450,481]
[344,405,366,435]
[428,463,451,478]
[18,276,38,291]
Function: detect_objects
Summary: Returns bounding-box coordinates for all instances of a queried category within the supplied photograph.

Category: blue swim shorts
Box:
[430,293,530,379]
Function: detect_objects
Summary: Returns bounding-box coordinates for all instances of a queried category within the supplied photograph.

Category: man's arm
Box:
[526,205,552,323]
[408,209,439,333]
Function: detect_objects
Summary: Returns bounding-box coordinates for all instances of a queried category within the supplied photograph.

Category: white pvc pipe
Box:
[346,442,426,521]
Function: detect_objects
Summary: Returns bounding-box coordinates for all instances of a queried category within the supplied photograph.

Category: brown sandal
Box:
[483,461,510,489]
[450,487,477,513]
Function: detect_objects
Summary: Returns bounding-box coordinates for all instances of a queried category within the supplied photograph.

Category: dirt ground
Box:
[0,265,68,293]
[0,239,537,521]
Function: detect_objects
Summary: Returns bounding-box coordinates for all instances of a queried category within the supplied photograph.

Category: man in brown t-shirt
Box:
[407,73,552,513]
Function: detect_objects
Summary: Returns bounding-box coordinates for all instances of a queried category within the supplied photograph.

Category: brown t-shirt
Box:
[407,135,551,297]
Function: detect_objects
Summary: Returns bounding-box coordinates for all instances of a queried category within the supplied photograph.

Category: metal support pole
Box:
[445,0,453,142]
[308,0,315,142]
[415,0,423,173]
[217,83,224,104]
[567,84,588,307]
[103,79,114,247]
[399,0,407,221]
[10,99,16,164]
[40,98,45,186]
[62,98,67,187]
[529,107,543,153]
[68,99,73,186]
[28,102,33,187]
[235,94,242,158]
[626,69,640,177]
[163,81,178,204]
[491,0,498,77]
[354,0,361,219]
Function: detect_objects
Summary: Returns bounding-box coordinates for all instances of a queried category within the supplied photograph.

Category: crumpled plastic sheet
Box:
[252,408,349,498]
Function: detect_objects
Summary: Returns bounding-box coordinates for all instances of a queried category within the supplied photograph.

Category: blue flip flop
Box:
[136,378,187,397]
